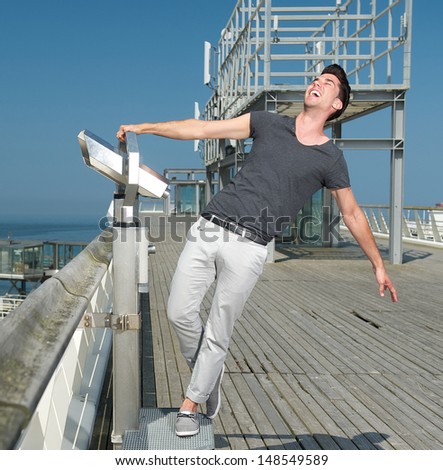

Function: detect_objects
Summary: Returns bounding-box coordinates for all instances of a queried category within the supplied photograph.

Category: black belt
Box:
[201,213,270,246]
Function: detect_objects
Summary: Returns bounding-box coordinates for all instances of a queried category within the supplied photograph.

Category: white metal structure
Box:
[0,294,26,318]
[201,0,413,264]
[360,204,443,248]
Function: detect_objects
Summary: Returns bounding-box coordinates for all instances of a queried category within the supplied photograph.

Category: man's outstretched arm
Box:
[116,113,251,142]
[330,187,398,302]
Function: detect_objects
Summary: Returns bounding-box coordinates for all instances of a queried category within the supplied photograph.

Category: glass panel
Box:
[296,189,323,246]
[0,247,12,274]
[23,247,42,273]
[198,184,206,215]
[57,243,84,269]
[43,244,56,271]
[177,185,197,215]
[58,244,65,270]
[12,248,24,274]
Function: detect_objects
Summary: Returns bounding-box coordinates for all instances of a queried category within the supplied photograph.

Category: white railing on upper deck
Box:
[359,205,443,248]
[0,294,26,318]
[205,0,412,122]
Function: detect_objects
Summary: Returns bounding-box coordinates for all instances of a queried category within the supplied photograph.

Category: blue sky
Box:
[0,0,441,223]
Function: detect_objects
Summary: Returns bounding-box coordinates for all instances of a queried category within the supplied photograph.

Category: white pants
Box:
[167,217,268,404]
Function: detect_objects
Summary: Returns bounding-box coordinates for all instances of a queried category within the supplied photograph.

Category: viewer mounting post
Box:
[78,130,169,449]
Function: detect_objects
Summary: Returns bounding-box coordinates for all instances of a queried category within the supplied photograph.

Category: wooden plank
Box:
[244,301,343,375]
[307,374,395,450]
[233,319,282,374]
[217,375,254,450]
[380,373,443,425]
[274,287,443,377]
[299,306,436,376]
[295,374,374,450]
[240,304,313,374]
[340,373,432,449]
[151,308,171,408]
[273,306,374,374]
[330,309,443,376]
[250,278,391,376]
[325,373,412,450]
[264,372,332,449]
[413,374,443,407]
[156,307,186,407]
[356,373,443,447]
[233,373,289,449]
[219,374,266,449]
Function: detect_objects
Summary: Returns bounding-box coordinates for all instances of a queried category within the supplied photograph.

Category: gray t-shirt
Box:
[203,111,351,238]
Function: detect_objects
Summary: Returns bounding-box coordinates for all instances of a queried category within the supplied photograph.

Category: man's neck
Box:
[295,111,329,146]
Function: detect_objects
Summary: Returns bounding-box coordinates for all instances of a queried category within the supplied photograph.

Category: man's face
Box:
[304,73,343,116]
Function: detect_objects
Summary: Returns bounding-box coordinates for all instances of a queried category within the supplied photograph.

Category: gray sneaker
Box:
[206,364,225,419]
[175,411,200,437]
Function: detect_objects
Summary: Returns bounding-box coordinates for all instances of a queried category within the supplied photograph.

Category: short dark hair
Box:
[321,64,351,121]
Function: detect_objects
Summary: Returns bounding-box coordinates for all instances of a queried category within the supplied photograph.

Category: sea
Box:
[0,218,102,295]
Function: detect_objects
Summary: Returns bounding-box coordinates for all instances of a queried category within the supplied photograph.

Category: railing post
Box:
[111,194,142,449]
[264,0,271,89]
[429,209,443,243]
[389,92,405,264]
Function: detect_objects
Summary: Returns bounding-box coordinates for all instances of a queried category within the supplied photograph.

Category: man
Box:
[117,64,398,437]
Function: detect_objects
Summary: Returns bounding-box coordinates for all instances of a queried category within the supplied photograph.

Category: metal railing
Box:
[359,205,443,247]
[205,0,412,122]
[0,294,26,318]
[0,230,113,450]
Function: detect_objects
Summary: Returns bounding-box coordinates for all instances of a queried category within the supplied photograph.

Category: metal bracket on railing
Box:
[82,313,112,329]
[115,314,141,331]
[83,312,141,331]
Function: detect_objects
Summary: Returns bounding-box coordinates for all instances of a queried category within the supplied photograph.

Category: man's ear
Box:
[332,98,343,111]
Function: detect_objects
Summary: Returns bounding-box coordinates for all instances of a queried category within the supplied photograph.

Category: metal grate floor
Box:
[122,408,214,450]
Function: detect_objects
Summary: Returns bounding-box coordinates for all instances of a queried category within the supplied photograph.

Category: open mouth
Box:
[310,90,321,97]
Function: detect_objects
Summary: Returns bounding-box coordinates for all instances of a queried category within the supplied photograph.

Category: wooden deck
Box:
[146,215,443,451]
[90,215,443,450]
